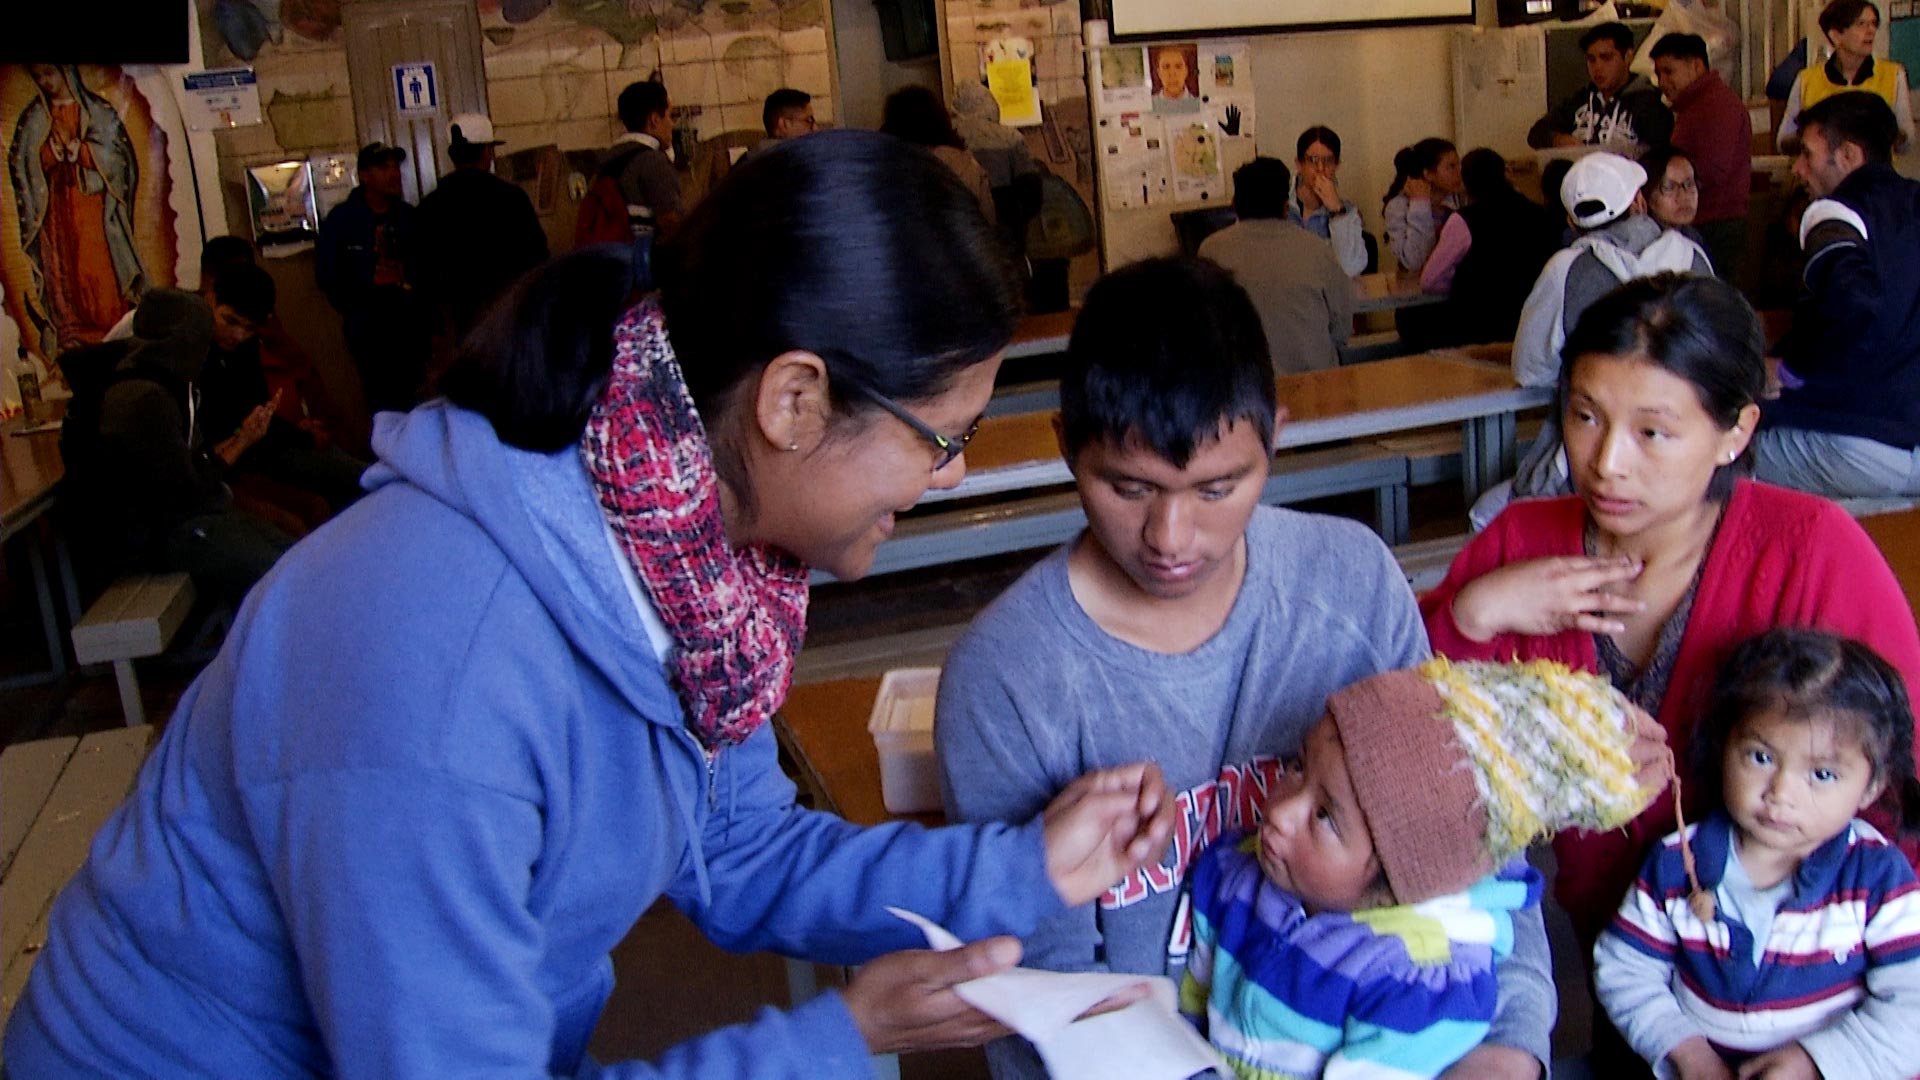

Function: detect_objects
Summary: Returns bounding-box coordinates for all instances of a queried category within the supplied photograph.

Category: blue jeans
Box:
[1750,427,1920,498]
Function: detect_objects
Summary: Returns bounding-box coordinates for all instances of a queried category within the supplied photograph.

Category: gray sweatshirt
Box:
[935,506,1557,1078]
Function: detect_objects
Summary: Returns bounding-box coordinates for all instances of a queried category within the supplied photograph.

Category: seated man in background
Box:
[1753,92,1920,498]
[936,255,1555,1080]
[1650,33,1751,278]
[196,263,368,530]
[737,87,816,166]
[1198,157,1353,373]
[59,290,295,604]
[1528,22,1672,154]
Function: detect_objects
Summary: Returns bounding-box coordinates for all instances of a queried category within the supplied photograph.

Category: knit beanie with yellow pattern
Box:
[1326,657,1672,905]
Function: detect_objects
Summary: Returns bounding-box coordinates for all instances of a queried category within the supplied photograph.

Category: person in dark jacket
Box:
[1753,92,1920,497]
[316,141,429,415]
[59,289,293,601]
[1528,22,1673,153]
[1405,148,1560,349]
[412,112,549,340]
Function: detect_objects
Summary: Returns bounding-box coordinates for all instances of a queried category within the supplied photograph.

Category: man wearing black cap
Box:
[316,141,429,415]
[412,113,549,339]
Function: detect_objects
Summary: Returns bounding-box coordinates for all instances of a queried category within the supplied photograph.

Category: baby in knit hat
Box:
[1179,657,1669,1080]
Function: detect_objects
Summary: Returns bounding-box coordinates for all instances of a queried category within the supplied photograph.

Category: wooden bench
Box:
[823,444,1411,583]
[2,726,153,1025]
[70,574,196,727]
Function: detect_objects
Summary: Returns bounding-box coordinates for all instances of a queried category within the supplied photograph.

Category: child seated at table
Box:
[1181,658,1669,1079]
[1595,629,1920,1080]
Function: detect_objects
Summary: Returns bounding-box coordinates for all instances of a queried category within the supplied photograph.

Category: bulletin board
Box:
[1090,40,1256,212]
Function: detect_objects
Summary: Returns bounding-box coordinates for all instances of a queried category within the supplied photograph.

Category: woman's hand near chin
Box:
[1449,555,1647,642]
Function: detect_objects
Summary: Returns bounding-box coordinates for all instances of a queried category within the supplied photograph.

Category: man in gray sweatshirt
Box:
[935,256,1555,1080]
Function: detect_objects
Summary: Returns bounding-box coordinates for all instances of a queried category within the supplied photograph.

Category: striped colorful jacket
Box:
[1596,812,1920,1079]
[1178,832,1540,1079]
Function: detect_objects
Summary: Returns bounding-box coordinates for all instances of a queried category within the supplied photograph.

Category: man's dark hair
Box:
[448,139,488,167]
[880,86,963,150]
[1800,90,1899,164]
[617,79,670,133]
[1579,22,1636,54]
[1459,148,1515,204]
[1060,257,1275,468]
[763,88,811,136]
[206,263,276,325]
[1295,125,1341,163]
[1231,158,1291,220]
[1819,0,1879,37]
[1648,32,1709,64]
[200,235,256,275]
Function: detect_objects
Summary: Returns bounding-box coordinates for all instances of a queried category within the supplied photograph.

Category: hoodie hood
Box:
[1575,215,1706,281]
[362,401,683,724]
[121,288,214,384]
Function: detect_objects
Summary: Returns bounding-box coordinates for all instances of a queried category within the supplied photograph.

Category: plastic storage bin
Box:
[868,667,942,814]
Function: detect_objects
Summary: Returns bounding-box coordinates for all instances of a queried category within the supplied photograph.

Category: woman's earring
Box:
[788,441,800,452]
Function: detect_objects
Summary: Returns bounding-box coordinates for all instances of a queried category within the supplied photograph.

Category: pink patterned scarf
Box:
[579,300,809,752]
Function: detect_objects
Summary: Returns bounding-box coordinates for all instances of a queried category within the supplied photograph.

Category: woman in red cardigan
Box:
[1422,273,1920,947]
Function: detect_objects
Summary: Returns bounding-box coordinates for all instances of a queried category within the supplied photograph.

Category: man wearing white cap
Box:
[412,112,550,338]
[1487,152,1712,517]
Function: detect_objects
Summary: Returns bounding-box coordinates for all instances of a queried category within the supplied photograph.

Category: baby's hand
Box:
[1735,1042,1817,1080]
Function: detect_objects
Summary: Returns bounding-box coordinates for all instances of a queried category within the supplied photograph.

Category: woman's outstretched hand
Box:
[1040,762,1175,908]
[1449,555,1647,642]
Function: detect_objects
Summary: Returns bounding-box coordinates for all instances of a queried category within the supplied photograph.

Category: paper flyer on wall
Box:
[1097,112,1170,209]
[1168,120,1223,203]
[1095,46,1152,115]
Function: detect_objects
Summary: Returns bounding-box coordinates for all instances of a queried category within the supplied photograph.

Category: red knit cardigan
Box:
[1422,480,1920,944]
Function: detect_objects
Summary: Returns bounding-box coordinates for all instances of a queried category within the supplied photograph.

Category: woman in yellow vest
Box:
[1778,0,1914,150]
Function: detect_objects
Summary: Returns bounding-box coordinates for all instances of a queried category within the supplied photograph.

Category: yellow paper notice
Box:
[987,58,1041,127]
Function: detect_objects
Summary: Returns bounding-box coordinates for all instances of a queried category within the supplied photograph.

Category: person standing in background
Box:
[1650,34,1752,279]
[316,141,429,416]
[1528,22,1673,154]
[412,112,549,341]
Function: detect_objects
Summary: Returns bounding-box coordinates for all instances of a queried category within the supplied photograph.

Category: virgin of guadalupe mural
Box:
[7,64,144,355]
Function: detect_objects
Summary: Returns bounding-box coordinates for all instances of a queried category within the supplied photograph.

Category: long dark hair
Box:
[1560,273,1765,501]
[1694,629,1920,835]
[1383,138,1456,206]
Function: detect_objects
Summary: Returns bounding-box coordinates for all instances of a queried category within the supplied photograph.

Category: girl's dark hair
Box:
[1693,629,1920,836]
[443,131,1017,466]
[1295,125,1342,163]
[1383,138,1456,206]
[440,246,637,451]
[1560,273,1765,501]
[659,128,1017,491]
[1459,148,1514,204]
[1541,158,1576,222]
[1638,145,1694,199]
[880,86,964,150]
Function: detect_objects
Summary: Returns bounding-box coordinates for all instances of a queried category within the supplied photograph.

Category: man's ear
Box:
[1052,412,1074,473]
[751,350,832,454]
[1835,139,1868,176]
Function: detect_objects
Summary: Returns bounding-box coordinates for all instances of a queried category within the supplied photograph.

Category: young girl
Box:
[1381,138,1461,273]
[1596,629,1920,1080]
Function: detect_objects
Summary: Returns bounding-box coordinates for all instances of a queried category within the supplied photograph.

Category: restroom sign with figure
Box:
[393,63,438,115]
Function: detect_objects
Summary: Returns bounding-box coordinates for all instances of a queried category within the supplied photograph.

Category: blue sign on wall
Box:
[393,63,438,114]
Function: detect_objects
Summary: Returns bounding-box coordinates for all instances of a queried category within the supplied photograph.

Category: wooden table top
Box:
[1860,506,1920,621]
[941,351,1547,502]
[1,412,65,544]
[1004,309,1078,360]
[776,677,942,829]
[1352,271,1443,313]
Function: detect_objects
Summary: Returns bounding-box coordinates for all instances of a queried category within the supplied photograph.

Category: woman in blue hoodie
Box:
[4,130,1175,1079]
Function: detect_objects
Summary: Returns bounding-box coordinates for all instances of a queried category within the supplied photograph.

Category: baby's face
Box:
[1257,715,1389,914]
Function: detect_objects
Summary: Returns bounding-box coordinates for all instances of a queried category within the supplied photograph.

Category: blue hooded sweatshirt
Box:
[4,402,1064,1078]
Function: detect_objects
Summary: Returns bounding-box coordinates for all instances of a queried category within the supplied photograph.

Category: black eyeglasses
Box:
[847,383,979,471]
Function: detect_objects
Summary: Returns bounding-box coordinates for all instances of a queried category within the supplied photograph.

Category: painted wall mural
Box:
[1,64,178,367]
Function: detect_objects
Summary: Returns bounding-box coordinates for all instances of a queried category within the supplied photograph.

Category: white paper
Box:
[1097,114,1171,211]
[1095,46,1153,116]
[888,908,1226,1080]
